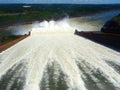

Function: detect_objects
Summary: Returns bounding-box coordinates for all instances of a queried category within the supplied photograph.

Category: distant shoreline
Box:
[0,9,119,29]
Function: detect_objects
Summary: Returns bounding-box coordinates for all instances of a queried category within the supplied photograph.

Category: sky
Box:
[0,0,120,4]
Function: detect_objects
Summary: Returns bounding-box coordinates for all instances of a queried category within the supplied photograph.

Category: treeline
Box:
[0,4,120,26]
[0,4,120,14]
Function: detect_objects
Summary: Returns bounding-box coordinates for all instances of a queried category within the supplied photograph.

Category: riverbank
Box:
[0,32,30,53]
[74,30,120,52]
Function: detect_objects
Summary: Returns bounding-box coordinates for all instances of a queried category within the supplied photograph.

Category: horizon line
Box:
[0,3,120,5]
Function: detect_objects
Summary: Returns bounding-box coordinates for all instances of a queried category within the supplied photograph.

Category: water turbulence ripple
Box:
[0,21,120,90]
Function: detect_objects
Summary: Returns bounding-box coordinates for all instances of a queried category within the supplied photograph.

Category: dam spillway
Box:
[0,20,120,90]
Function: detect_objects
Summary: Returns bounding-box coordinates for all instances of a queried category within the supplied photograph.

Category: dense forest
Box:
[0,4,120,25]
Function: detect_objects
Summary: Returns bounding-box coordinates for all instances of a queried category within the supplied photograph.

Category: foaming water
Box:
[31,18,75,35]
[0,17,120,90]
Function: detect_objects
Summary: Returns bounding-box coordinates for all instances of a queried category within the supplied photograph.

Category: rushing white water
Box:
[0,19,120,90]
[31,18,75,34]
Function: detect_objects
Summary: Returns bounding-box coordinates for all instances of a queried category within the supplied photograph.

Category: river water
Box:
[0,10,120,90]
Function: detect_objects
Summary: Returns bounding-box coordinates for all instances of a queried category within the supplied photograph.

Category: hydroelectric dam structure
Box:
[0,20,120,90]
